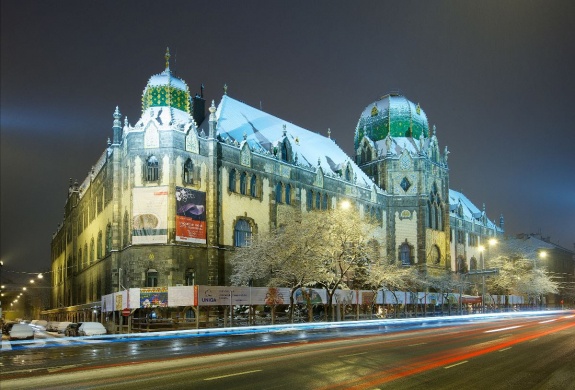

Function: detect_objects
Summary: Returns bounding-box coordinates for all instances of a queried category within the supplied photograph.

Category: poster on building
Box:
[132,187,168,244]
[175,187,207,243]
[140,287,168,308]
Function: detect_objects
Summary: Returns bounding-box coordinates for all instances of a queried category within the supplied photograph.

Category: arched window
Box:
[250,174,257,197]
[429,245,440,264]
[285,184,291,205]
[147,269,158,287]
[90,239,95,264]
[428,183,443,230]
[315,192,321,209]
[307,189,313,210]
[234,219,252,247]
[183,158,194,184]
[275,182,283,203]
[345,166,352,181]
[146,156,159,181]
[77,248,82,273]
[457,256,468,273]
[400,242,411,266]
[240,172,247,195]
[84,243,88,268]
[229,169,236,192]
[322,194,328,210]
[185,268,195,286]
[97,231,103,259]
[106,224,112,254]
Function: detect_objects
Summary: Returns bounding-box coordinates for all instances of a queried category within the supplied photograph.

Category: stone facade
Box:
[50,53,503,311]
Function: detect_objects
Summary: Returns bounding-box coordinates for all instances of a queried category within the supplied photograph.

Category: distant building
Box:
[49,51,503,317]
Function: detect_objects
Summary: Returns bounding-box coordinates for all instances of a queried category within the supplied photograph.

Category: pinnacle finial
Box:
[165,47,171,70]
[327,128,331,139]
[283,124,287,136]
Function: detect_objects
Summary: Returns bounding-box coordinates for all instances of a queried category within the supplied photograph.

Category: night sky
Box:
[2,1,574,280]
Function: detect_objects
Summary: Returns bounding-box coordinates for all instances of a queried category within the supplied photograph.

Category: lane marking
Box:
[444,361,468,369]
[272,342,289,345]
[484,325,522,333]
[204,369,263,381]
[539,319,557,324]
[408,342,427,347]
[499,347,512,352]
[339,352,368,357]
[47,364,78,373]
[529,338,539,342]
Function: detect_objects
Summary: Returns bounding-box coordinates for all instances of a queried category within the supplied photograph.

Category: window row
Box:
[427,183,444,230]
[456,256,478,273]
[306,189,330,211]
[76,225,112,272]
[144,156,200,185]
[229,169,259,198]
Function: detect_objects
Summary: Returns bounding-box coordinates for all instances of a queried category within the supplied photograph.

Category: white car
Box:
[57,321,72,334]
[78,322,107,336]
[9,324,35,340]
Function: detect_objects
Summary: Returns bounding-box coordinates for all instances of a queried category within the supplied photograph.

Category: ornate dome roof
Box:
[354,94,429,149]
[142,48,191,114]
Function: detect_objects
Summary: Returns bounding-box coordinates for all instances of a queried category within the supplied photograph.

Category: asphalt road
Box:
[1,312,574,390]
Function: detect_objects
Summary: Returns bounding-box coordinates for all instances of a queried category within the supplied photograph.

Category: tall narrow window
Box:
[322,194,328,210]
[147,269,158,287]
[185,268,195,286]
[229,169,236,192]
[106,224,112,255]
[90,239,95,264]
[240,172,247,195]
[84,243,88,268]
[146,156,159,181]
[285,184,291,205]
[275,182,283,203]
[400,242,411,266]
[97,231,103,259]
[315,192,321,209]
[183,158,194,184]
[234,219,252,247]
[250,174,257,197]
[307,189,313,210]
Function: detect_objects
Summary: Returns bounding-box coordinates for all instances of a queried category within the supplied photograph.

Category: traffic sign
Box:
[122,308,131,316]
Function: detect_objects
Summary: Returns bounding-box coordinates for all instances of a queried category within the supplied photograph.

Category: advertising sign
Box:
[140,287,168,308]
[132,187,168,244]
[175,187,207,243]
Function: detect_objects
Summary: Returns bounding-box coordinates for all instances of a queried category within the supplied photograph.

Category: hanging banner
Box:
[140,287,168,308]
[132,187,168,244]
[175,187,207,243]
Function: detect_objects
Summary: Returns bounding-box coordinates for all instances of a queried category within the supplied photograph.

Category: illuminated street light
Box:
[38,273,43,279]
[30,279,35,284]
[340,200,351,210]
[22,287,27,291]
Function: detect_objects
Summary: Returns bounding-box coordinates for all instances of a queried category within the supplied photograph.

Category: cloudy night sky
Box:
[1,1,574,278]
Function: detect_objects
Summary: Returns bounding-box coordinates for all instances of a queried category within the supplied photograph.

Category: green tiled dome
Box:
[354,94,429,149]
[142,69,191,114]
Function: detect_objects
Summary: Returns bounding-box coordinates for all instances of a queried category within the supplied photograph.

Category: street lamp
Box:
[479,245,485,312]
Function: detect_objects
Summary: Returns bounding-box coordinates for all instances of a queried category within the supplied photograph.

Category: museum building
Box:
[49,51,503,313]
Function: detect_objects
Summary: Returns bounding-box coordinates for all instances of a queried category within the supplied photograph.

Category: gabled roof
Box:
[449,189,502,231]
[215,95,376,188]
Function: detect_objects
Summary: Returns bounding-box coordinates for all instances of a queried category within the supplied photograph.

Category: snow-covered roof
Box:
[215,95,376,188]
[146,69,188,91]
[129,106,195,132]
[449,189,501,231]
[373,136,431,156]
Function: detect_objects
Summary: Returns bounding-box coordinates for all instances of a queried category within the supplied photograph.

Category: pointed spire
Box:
[243,131,247,140]
[112,106,122,145]
[223,83,228,95]
[327,128,331,139]
[283,124,287,136]
[165,47,171,71]
[208,100,217,138]
[124,116,129,127]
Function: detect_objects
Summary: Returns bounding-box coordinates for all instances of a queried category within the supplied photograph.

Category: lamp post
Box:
[479,245,485,313]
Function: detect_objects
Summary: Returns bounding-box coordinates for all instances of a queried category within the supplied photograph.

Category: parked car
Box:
[31,320,48,330]
[9,324,35,340]
[78,322,107,336]
[64,323,82,337]
[46,321,60,332]
[57,321,72,334]
[2,321,18,335]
